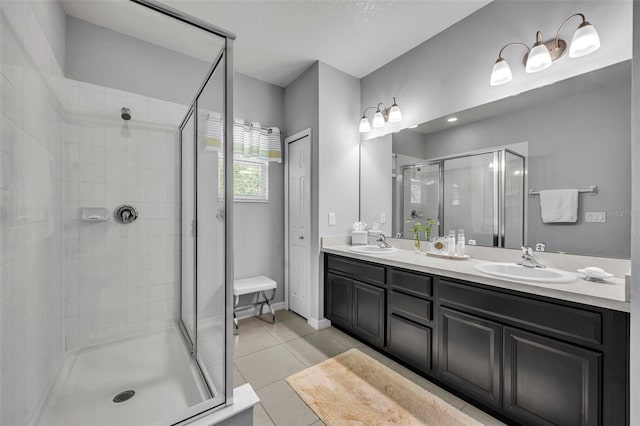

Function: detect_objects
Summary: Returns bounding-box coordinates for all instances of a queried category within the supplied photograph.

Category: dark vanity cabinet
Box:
[326,256,386,347]
[502,327,600,425]
[324,253,630,425]
[438,307,502,410]
[387,269,434,373]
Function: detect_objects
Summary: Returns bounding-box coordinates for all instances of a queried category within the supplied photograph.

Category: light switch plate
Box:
[585,212,606,223]
[328,212,336,226]
[380,212,386,224]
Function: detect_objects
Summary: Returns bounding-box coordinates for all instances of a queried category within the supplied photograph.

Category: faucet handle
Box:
[521,246,533,256]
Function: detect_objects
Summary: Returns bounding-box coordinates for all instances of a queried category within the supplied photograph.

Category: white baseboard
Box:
[307,317,331,330]
[235,301,286,320]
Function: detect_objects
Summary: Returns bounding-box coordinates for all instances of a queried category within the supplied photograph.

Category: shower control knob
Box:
[114,205,138,224]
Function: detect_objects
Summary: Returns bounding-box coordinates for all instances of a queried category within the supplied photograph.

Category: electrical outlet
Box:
[380,212,387,224]
[585,212,606,223]
[328,212,336,226]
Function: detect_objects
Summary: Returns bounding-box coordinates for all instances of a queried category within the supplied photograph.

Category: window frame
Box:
[219,155,270,203]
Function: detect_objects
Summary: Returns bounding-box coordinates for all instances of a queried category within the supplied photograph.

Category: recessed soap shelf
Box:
[81,207,109,222]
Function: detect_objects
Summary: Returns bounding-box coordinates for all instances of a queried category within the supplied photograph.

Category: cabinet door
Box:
[438,307,502,409]
[326,273,353,330]
[388,314,432,373]
[353,281,385,347]
[503,327,601,426]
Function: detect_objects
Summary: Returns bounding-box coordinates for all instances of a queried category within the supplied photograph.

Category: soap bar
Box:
[352,231,368,245]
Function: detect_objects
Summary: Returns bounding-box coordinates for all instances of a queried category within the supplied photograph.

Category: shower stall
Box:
[398,148,525,248]
[0,1,237,425]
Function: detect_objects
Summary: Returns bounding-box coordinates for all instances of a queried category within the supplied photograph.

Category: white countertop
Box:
[323,245,630,313]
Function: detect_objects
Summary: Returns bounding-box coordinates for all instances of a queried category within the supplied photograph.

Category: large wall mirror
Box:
[360,61,631,258]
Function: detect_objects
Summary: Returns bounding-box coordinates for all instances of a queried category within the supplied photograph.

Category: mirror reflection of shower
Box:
[398,148,525,249]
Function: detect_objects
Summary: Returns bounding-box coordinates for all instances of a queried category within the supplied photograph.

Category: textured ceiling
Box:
[62,0,491,88]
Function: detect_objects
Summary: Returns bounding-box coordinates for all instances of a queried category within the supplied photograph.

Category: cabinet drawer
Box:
[327,256,385,286]
[390,269,433,298]
[439,280,603,345]
[388,314,432,373]
[389,290,432,324]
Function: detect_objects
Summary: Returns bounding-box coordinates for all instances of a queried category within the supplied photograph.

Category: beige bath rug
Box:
[286,348,482,426]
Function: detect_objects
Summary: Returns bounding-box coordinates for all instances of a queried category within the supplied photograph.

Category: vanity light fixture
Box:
[359,97,402,132]
[490,13,600,86]
[446,117,458,122]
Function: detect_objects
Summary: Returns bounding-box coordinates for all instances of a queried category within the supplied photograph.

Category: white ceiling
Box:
[62,0,491,88]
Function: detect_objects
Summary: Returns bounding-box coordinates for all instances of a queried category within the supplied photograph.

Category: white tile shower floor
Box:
[36,328,208,426]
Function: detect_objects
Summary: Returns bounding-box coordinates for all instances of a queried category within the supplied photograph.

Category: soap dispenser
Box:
[447,230,456,256]
[456,229,466,256]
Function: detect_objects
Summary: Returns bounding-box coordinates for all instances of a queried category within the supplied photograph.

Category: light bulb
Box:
[569,22,600,58]
[490,58,512,86]
[372,110,385,128]
[388,98,402,123]
[525,42,552,73]
[359,116,371,133]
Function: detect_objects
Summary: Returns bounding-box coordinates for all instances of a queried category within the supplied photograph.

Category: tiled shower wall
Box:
[62,80,187,350]
[0,2,65,424]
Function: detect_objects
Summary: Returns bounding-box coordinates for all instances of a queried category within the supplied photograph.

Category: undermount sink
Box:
[348,245,398,254]
[474,262,577,284]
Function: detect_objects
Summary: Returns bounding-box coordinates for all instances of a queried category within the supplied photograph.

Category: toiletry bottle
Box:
[447,230,456,255]
[456,229,465,256]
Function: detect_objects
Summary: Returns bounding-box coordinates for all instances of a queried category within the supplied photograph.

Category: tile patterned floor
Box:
[233,310,504,426]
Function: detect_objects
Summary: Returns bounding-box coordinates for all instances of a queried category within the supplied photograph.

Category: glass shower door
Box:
[443,153,497,246]
[181,110,196,345]
[195,61,227,401]
[178,51,229,410]
[402,163,440,237]
[503,151,525,248]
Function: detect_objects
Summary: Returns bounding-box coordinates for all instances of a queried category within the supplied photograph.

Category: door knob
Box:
[299,236,304,240]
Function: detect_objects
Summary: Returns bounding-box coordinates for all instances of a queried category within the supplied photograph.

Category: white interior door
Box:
[287,134,311,318]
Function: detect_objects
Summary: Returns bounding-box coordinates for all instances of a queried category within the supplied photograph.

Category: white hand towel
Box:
[539,189,579,223]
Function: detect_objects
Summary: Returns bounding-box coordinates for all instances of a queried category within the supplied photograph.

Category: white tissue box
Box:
[352,231,368,245]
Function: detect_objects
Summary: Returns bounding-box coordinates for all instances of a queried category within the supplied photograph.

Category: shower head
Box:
[121,107,131,121]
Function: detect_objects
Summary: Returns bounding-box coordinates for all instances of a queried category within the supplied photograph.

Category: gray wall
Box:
[392,129,425,160]
[318,62,361,237]
[283,62,361,323]
[420,79,631,258]
[65,17,287,302]
[32,0,66,70]
[283,63,320,317]
[361,1,632,142]
[317,62,361,319]
[233,73,285,303]
[630,3,639,423]
[65,16,208,105]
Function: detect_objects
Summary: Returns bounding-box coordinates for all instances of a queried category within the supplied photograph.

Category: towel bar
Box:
[528,185,597,197]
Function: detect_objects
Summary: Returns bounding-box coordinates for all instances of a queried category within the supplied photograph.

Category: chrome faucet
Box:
[518,246,545,268]
[377,234,392,248]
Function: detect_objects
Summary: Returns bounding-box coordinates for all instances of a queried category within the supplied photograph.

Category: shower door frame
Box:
[399,147,526,248]
[129,0,236,420]
[177,45,234,411]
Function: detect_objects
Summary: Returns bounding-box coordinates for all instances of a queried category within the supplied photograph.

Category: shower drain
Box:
[112,390,135,403]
